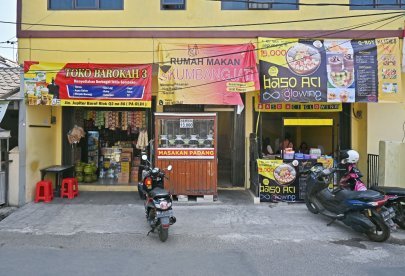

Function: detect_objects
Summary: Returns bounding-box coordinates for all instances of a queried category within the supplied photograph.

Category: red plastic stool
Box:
[35,180,53,203]
[60,178,78,199]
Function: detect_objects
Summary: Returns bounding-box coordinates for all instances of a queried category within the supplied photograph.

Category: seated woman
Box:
[299,142,309,154]
[279,135,294,152]
[262,137,273,156]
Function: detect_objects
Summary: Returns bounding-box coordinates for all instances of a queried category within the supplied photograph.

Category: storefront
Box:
[251,36,403,202]
[157,43,260,192]
[255,107,342,202]
[62,107,150,185]
[23,61,152,190]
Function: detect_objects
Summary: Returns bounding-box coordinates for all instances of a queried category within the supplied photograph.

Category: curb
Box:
[0,207,17,222]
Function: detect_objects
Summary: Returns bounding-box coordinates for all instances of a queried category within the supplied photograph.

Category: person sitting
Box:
[262,137,274,156]
[279,134,294,152]
[299,142,309,154]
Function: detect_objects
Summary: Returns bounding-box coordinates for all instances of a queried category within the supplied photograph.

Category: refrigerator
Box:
[87,131,99,168]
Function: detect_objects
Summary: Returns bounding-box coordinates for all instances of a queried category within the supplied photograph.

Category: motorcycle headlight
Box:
[155,200,171,210]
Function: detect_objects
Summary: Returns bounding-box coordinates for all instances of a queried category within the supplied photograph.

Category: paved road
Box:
[0,191,404,276]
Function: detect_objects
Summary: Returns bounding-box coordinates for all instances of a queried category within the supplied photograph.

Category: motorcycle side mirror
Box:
[141,155,148,161]
[167,165,173,171]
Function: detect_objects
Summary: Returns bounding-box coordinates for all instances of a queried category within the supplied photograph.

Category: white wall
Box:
[367,103,405,154]
[8,147,19,206]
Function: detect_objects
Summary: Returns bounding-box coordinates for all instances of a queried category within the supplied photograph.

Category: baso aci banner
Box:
[23,61,152,107]
[158,43,260,108]
[258,37,402,103]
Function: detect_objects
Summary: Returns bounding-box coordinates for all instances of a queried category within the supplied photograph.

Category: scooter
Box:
[304,163,396,242]
[138,154,176,242]
[369,186,405,229]
[338,150,405,230]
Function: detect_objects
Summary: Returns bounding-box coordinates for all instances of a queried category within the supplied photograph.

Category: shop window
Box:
[350,0,405,9]
[48,0,124,10]
[76,0,97,9]
[221,0,298,10]
[161,0,186,10]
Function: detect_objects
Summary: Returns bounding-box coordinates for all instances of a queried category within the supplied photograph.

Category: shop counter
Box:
[155,113,217,196]
[257,157,333,202]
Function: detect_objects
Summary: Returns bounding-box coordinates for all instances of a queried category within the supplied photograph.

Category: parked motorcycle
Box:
[339,149,405,230]
[138,154,176,242]
[304,163,396,242]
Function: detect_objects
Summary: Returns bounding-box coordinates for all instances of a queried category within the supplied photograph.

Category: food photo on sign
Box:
[258,38,328,104]
[23,61,152,107]
[257,159,300,202]
[258,37,402,103]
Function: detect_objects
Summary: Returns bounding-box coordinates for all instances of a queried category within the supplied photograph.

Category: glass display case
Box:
[154,113,218,196]
[158,117,215,149]
[155,113,217,160]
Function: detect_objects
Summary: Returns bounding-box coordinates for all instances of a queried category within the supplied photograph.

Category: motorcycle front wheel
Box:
[305,194,319,214]
[366,210,390,242]
[158,225,169,242]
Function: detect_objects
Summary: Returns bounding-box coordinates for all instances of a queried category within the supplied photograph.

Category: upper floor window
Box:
[351,0,405,9]
[48,0,124,10]
[161,0,186,10]
[222,0,298,10]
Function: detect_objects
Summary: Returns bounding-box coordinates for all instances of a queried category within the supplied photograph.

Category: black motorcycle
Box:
[336,151,405,230]
[370,186,405,229]
[138,154,176,242]
[304,163,396,242]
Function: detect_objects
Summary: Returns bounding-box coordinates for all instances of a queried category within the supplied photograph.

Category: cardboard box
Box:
[130,170,139,183]
[121,148,134,154]
[120,152,132,162]
[121,162,130,173]
[117,172,130,183]
[132,158,141,165]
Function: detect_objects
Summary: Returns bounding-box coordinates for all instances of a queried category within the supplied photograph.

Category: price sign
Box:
[180,119,193,128]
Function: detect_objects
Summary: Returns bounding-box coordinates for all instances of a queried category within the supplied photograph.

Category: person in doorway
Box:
[299,142,310,154]
[262,137,274,156]
[279,134,294,152]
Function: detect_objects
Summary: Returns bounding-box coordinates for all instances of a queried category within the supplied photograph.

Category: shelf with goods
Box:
[72,108,148,184]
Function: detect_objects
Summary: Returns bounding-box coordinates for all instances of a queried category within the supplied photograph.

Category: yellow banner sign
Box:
[255,94,342,112]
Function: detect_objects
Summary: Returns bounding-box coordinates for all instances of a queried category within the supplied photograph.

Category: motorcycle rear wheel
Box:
[158,225,169,242]
[393,201,405,229]
[305,194,319,214]
[366,210,390,242]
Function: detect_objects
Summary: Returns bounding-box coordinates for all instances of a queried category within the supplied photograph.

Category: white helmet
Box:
[342,150,359,164]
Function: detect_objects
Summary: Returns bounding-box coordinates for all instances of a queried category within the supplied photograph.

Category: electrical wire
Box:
[210,0,405,8]
[1,11,404,29]
[2,13,398,54]
[402,121,405,143]
[154,14,402,93]
[10,13,403,73]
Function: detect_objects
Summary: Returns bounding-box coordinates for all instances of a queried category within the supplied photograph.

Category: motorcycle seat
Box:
[335,189,384,202]
[150,187,170,198]
[370,186,405,196]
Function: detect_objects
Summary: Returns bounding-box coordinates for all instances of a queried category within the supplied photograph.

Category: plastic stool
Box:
[35,180,54,203]
[60,178,78,199]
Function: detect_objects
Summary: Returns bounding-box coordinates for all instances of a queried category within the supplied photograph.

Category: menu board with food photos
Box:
[258,37,402,103]
[258,159,300,202]
[258,158,334,202]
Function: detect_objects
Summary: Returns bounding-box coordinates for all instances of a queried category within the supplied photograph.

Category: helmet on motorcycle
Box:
[341,150,359,164]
